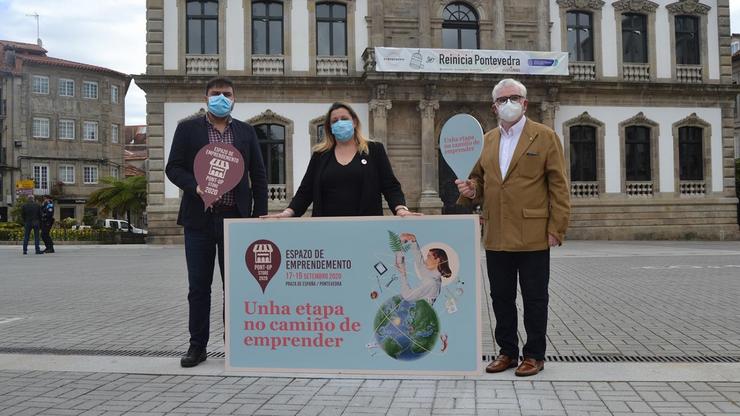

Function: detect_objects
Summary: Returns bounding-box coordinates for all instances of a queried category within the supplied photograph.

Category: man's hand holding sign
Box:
[194,143,245,209]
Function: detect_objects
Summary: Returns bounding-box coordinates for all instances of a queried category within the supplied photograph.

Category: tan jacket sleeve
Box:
[545,131,570,242]
[456,158,485,208]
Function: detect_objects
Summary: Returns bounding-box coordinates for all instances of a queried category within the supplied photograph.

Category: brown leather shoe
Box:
[485,354,518,373]
[514,358,544,377]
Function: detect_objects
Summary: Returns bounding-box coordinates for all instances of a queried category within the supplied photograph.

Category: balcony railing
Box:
[679,180,705,197]
[676,65,702,83]
[626,181,653,197]
[569,62,596,81]
[317,56,349,76]
[185,55,219,75]
[623,63,650,81]
[571,181,599,198]
[268,184,287,201]
[252,55,284,75]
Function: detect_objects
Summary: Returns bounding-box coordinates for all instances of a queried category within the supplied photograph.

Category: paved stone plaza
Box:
[0,241,739,415]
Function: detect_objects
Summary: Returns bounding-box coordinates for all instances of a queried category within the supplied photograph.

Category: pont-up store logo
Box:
[245,239,281,293]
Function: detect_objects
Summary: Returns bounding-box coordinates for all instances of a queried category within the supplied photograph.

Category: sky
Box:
[0,0,739,126]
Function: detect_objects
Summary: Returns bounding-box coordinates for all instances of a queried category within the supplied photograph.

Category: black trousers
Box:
[486,249,550,360]
[183,209,240,349]
[41,222,54,250]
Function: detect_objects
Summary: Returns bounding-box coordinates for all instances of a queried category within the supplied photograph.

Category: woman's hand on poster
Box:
[455,179,476,199]
[395,206,423,217]
[260,208,295,219]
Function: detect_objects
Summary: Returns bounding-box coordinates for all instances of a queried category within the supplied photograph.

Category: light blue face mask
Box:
[331,119,355,142]
[207,94,233,118]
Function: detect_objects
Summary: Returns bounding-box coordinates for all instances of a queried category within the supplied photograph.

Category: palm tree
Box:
[86,176,147,231]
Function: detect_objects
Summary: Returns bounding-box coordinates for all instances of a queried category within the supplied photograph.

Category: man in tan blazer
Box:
[457,78,570,376]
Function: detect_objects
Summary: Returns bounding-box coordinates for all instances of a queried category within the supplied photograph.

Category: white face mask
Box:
[497,101,523,123]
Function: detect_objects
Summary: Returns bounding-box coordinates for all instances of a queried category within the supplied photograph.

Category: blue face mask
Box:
[331,119,355,142]
[207,94,233,118]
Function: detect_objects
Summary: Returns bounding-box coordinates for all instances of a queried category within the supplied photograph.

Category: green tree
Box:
[86,176,147,231]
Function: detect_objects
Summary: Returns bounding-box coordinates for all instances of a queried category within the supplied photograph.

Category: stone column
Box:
[540,101,559,129]
[419,0,432,48]
[418,99,442,214]
[538,0,550,51]
[493,0,506,49]
[370,0,384,47]
[369,99,392,147]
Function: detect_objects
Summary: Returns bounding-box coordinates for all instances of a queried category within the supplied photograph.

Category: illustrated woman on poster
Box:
[394,232,452,305]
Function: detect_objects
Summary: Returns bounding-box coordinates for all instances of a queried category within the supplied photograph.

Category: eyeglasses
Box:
[494,95,524,105]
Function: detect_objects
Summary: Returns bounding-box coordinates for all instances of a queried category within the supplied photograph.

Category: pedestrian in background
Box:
[41,195,55,253]
[21,196,43,255]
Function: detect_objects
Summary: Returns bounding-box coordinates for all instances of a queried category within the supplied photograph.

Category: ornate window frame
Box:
[619,112,659,196]
[246,109,294,200]
[612,0,658,81]
[557,0,605,80]
[672,112,711,196]
[309,115,327,145]
[562,111,605,197]
[666,0,710,83]
[431,1,488,49]
[179,0,227,73]
[244,0,293,75]
[307,0,356,75]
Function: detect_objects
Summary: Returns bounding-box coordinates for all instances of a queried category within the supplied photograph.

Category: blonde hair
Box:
[313,102,370,154]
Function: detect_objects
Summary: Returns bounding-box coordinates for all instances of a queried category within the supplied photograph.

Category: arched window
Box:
[566,11,593,62]
[678,126,703,180]
[316,2,347,56]
[622,13,647,63]
[254,123,286,185]
[252,1,283,55]
[625,125,651,181]
[442,3,479,49]
[675,15,699,65]
[569,125,596,181]
[186,0,219,54]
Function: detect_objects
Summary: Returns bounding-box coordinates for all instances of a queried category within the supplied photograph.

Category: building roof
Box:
[0,40,47,55]
[125,165,146,177]
[0,39,131,84]
[18,54,130,79]
[124,149,148,161]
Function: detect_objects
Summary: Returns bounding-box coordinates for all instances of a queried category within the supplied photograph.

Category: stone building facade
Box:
[0,40,131,224]
[138,0,738,243]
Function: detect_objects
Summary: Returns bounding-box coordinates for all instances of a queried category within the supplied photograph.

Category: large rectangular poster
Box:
[374,47,569,76]
[225,215,482,375]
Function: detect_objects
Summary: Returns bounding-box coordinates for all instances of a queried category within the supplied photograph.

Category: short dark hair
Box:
[205,77,235,95]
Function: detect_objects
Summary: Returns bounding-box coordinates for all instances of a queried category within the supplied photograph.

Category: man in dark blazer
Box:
[457,78,570,377]
[166,77,268,368]
[21,196,43,255]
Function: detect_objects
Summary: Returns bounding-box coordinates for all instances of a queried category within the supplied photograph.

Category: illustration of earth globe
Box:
[373,295,439,361]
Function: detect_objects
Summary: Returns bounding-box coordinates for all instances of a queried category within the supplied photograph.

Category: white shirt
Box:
[399,242,442,305]
[499,116,527,179]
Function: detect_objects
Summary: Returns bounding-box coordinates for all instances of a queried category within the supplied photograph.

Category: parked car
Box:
[96,219,148,234]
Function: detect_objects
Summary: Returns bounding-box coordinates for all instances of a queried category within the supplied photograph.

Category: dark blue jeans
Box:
[23,223,41,254]
[183,210,240,349]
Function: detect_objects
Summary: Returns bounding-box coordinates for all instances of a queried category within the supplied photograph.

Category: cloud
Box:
[732,2,740,34]
[0,0,146,124]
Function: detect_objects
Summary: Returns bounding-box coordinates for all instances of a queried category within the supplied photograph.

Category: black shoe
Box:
[35,251,44,255]
[23,252,27,255]
[180,346,207,368]
[43,249,55,253]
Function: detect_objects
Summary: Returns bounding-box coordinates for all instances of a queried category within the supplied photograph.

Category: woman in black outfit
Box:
[262,102,419,218]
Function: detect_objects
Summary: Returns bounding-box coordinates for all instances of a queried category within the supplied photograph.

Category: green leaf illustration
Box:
[387,230,409,252]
